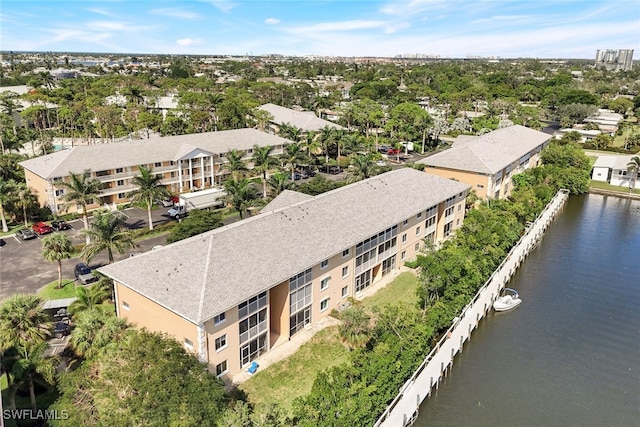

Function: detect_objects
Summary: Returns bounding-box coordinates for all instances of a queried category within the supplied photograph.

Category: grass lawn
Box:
[238,327,350,413]
[240,271,421,414]
[589,180,640,195]
[37,280,78,300]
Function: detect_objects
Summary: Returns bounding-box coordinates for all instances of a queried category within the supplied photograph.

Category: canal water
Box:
[416,194,640,427]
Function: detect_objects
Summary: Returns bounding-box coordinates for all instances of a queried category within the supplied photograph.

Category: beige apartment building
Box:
[98,168,470,379]
[417,125,551,200]
[18,128,291,215]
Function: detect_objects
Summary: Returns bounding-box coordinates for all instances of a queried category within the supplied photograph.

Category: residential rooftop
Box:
[259,103,344,132]
[99,168,469,324]
[417,125,550,174]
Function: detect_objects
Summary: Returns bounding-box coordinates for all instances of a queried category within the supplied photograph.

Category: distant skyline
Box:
[1,0,639,59]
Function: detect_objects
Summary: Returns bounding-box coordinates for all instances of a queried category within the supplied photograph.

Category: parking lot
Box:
[0,206,174,299]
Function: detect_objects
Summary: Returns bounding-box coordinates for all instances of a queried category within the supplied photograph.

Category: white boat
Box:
[493,288,522,312]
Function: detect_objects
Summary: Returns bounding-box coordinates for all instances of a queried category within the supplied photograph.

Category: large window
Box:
[215,335,227,351]
[290,269,313,337]
[238,292,267,320]
[355,270,371,293]
[239,308,267,344]
[240,333,267,367]
[216,360,228,376]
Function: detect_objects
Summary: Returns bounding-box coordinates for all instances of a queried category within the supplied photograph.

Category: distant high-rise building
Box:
[595,49,634,71]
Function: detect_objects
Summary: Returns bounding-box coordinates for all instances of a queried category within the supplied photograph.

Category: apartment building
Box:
[98,168,470,378]
[258,103,344,134]
[417,125,551,200]
[595,49,634,71]
[19,128,291,215]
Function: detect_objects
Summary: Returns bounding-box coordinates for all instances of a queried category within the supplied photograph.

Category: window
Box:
[117,193,125,199]
[342,266,349,278]
[402,233,407,243]
[115,167,124,173]
[241,333,267,366]
[117,179,125,186]
[214,312,226,325]
[122,301,130,311]
[458,205,462,211]
[417,212,422,219]
[416,226,421,236]
[320,298,330,312]
[95,170,110,177]
[457,219,460,225]
[55,189,64,197]
[341,286,348,298]
[184,338,193,350]
[53,177,62,182]
[238,292,267,319]
[215,360,228,376]
[321,259,329,269]
[477,184,484,188]
[401,250,406,260]
[155,162,162,167]
[342,249,349,257]
[445,206,454,217]
[215,335,227,351]
[170,161,175,166]
[444,222,453,237]
[403,219,408,226]
[320,277,330,291]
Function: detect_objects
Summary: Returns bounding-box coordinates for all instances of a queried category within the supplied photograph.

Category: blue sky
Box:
[1,0,639,58]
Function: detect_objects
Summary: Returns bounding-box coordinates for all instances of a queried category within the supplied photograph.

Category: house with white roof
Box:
[417,125,551,200]
[19,128,291,215]
[98,168,470,378]
[258,103,345,134]
[591,155,639,188]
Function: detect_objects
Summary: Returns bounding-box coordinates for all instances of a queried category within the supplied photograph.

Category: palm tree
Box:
[252,145,279,199]
[266,171,291,198]
[347,153,378,183]
[627,156,640,194]
[10,342,57,411]
[0,294,52,351]
[0,178,16,232]
[70,309,128,359]
[338,307,371,350]
[225,148,249,180]
[59,169,103,244]
[68,282,109,315]
[15,182,37,227]
[41,233,74,289]
[318,126,336,162]
[127,165,170,231]
[223,178,259,219]
[80,210,135,264]
[278,123,303,143]
[282,142,308,181]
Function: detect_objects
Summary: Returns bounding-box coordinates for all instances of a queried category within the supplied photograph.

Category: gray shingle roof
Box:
[19,129,291,179]
[259,103,344,132]
[417,125,550,174]
[260,190,314,213]
[98,168,469,324]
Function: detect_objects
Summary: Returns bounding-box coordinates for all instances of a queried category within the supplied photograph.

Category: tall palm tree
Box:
[266,171,291,198]
[127,165,170,231]
[222,178,259,219]
[11,342,57,411]
[338,307,371,350]
[0,178,16,232]
[251,145,279,199]
[59,169,103,244]
[80,210,135,264]
[68,283,110,315]
[225,148,249,180]
[0,294,52,351]
[15,182,37,227]
[347,153,378,183]
[282,142,308,181]
[42,233,74,289]
[627,156,640,193]
[318,126,336,162]
[70,309,128,359]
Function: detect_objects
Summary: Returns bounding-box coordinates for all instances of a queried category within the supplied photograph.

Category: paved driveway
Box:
[0,206,174,300]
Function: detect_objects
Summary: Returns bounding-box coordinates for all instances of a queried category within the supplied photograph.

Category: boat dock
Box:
[374,189,570,427]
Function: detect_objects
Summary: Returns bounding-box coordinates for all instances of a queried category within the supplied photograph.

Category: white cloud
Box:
[88,21,126,31]
[209,0,236,13]
[85,8,115,17]
[287,20,387,35]
[265,18,280,25]
[150,8,201,20]
[176,37,203,47]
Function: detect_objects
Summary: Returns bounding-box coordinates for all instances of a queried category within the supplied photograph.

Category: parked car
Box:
[74,263,98,285]
[378,145,390,153]
[0,238,5,247]
[53,318,72,338]
[16,228,37,240]
[157,198,174,207]
[328,166,342,174]
[387,148,401,155]
[32,222,53,235]
[51,220,71,231]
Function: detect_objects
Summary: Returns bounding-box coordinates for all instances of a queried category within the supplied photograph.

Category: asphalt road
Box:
[0,206,174,300]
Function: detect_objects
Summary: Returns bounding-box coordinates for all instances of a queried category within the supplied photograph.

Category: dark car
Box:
[328,166,342,174]
[51,220,71,231]
[32,222,53,235]
[16,228,37,240]
[53,318,72,338]
[74,263,98,285]
[0,238,5,247]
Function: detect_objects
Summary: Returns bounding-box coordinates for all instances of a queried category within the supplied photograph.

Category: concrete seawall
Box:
[375,189,571,427]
